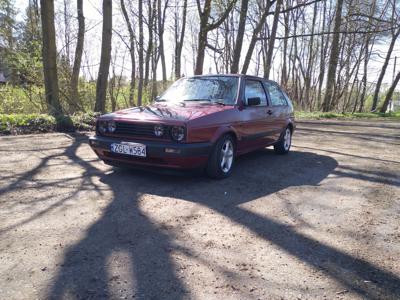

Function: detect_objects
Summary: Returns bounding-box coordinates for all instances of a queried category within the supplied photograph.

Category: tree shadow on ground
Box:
[46,145,400,299]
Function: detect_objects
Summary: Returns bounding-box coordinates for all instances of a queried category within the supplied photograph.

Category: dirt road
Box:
[0,120,399,299]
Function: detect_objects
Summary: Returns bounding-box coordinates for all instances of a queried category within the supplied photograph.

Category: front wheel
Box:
[206,135,235,179]
[274,127,292,154]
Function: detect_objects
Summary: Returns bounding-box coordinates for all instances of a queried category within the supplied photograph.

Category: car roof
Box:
[186,74,280,86]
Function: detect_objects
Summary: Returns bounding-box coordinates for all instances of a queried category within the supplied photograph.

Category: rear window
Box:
[265,82,288,106]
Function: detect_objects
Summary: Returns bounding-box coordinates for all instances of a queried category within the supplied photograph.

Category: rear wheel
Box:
[206,135,235,179]
[274,127,292,154]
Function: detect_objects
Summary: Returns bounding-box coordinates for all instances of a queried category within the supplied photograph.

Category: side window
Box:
[265,82,287,106]
[282,91,294,110]
[244,80,267,106]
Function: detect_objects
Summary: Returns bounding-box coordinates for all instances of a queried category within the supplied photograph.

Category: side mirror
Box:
[247,97,261,106]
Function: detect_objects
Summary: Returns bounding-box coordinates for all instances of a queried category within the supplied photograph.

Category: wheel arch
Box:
[210,126,238,145]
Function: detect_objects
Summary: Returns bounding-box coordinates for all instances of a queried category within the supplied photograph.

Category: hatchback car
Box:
[89,74,295,178]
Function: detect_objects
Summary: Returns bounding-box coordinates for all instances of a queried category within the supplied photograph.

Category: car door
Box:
[237,79,274,151]
[264,81,290,142]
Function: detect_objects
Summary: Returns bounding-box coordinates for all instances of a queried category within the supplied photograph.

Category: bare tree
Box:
[40,0,63,116]
[138,0,144,106]
[371,27,400,111]
[194,0,237,75]
[157,0,169,86]
[144,0,156,87]
[70,0,85,110]
[94,0,112,113]
[322,0,344,112]
[380,70,400,112]
[120,0,136,106]
[230,0,249,73]
[241,1,274,74]
[264,0,283,79]
[174,0,187,79]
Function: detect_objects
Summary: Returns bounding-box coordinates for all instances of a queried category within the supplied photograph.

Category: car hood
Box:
[102,103,233,122]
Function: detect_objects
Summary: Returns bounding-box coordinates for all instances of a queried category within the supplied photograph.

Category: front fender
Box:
[210,125,239,144]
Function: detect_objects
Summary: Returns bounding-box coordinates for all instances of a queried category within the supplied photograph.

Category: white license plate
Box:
[110,142,146,157]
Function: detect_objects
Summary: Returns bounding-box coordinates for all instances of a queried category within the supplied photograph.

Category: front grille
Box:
[115,122,157,137]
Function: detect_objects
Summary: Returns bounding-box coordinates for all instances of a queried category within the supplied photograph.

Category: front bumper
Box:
[89,135,212,169]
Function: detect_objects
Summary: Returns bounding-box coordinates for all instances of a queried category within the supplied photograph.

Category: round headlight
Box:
[171,126,185,142]
[154,124,164,137]
[98,121,107,133]
[108,121,116,133]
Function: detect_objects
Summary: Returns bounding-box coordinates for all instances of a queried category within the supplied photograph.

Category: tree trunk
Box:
[194,27,208,75]
[40,0,63,116]
[280,8,289,88]
[138,0,144,106]
[371,28,400,111]
[379,71,400,113]
[264,0,282,79]
[94,0,112,113]
[194,0,236,75]
[144,0,156,87]
[241,1,272,74]
[316,0,327,110]
[157,0,168,86]
[194,0,212,75]
[120,0,136,106]
[230,0,249,73]
[304,0,317,109]
[174,0,187,79]
[322,0,344,112]
[70,0,85,111]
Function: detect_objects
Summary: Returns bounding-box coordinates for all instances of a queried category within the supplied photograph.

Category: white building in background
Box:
[388,98,400,112]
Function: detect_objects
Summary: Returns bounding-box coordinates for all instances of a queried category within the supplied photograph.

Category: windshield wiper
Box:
[183,98,211,102]
[212,100,226,106]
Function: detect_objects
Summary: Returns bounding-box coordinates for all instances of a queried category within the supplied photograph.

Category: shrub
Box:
[0,112,101,135]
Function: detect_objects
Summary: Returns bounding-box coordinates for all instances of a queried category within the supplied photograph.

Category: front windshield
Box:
[159,76,239,105]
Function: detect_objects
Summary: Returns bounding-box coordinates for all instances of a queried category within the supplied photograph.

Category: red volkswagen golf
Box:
[89,74,295,178]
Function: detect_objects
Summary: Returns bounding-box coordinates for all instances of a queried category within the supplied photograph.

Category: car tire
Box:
[206,134,235,179]
[274,127,292,154]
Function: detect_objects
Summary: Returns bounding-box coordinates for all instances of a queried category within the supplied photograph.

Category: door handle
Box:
[267,109,273,115]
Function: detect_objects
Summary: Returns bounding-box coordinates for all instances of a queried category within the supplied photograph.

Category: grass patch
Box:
[295,111,400,120]
[0,112,100,135]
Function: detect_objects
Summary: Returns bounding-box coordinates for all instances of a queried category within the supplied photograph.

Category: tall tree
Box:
[94,0,112,113]
[70,0,85,110]
[230,0,249,73]
[264,0,283,79]
[371,27,400,111]
[137,0,144,106]
[157,0,169,86]
[241,0,274,74]
[40,0,63,116]
[379,70,400,113]
[194,0,236,75]
[120,0,136,106]
[174,0,187,79]
[144,0,156,87]
[322,0,344,112]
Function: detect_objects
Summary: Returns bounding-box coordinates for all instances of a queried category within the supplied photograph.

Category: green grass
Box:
[295,111,400,120]
[0,112,100,135]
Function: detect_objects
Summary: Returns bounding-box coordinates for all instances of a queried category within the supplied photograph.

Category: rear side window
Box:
[282,91,294,110]
[265,82,287,106]
[244,80,267,105]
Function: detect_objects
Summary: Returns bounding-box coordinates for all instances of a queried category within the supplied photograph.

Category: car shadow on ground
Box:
[44,137,400,300]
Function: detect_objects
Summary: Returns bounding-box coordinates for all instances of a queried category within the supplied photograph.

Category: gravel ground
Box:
[0,120,399,300]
